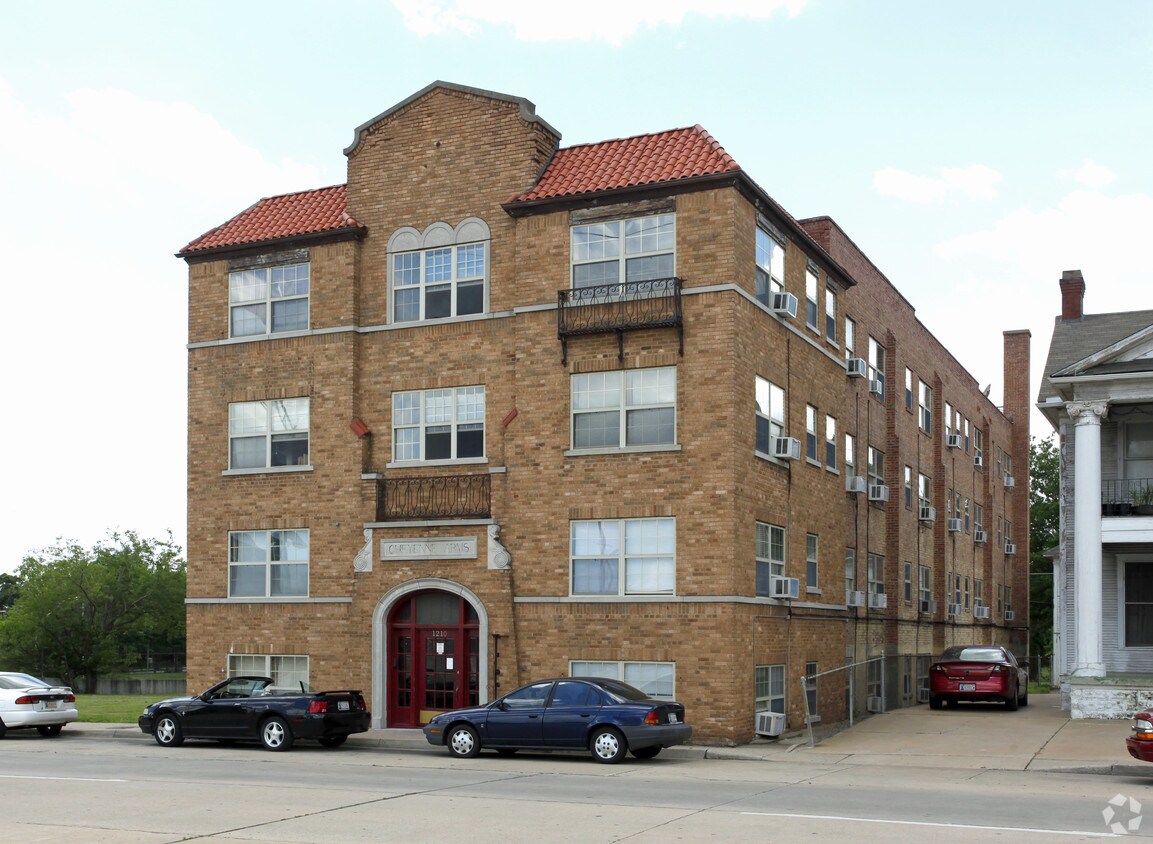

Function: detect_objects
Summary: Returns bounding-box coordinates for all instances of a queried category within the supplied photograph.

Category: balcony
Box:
[557,277,683,364]
[1101,478,1153,516]
[377,474,491,521]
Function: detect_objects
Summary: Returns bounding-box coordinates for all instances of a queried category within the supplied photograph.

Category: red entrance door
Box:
[387,591,479,727]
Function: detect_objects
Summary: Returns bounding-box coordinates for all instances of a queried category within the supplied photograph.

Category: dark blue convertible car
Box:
[422,677,691,763]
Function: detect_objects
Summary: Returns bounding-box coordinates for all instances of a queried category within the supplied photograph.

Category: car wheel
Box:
[260,716,294,751]
[590,727,627,764]
[1005,687,1019,711]
[1020,687,1029,707]
[36,724,63,737]
[928,696,943,710]
[447,724,480,758]
[0,717,7,739]
[318,735,348,748]
[495,748,518,757]
[154,713,184,747]
[631,746,661,760]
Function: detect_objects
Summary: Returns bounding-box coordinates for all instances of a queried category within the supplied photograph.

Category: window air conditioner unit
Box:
[974,529,987,544]
[868,484,890,503]
[846,590,865,607]
[947,518,962,532]
[770,292,799,319]
[846,357,868,378]
[868,592,888,609]
[846,475,867,494]
[974,454,984,468]
[946,433,962,449]
[868,379,884,396]
[771,436,801,460]
[771,576,800,599]
[754,710,785,738]
[1005,610,1016,621]
[975,605,990,619]
[866,696,884,713]
[919,505,936,523]
[1004,474,1016,489]
[1004,542,1017,555]
[920,599,937,614]
[947,603,961,617]
[917,688,930,704]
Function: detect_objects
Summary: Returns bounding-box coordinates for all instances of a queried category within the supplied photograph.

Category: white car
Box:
[0,672,79,738]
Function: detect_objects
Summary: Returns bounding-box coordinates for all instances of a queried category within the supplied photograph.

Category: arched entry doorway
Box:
[386,589,480,727]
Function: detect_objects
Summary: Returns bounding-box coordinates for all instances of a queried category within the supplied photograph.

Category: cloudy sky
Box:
[2,0,1150,571]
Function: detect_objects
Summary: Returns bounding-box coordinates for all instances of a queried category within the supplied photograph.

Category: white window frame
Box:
[227,654,309,691]
[229,262,310,338]
[571,518,675,596]
[392,386,486,465]
[228,398,310,471]
[919,381,932,432]
[806,405,818,462]
[868,553,885,596]
[868,337,886,397]
[755,377,786,456]
[825,415,837,470]
[824,284,837,343]
[867,446,885,487]
[391,242,487,323]
[806,534,819,591]
[844,317,856,360]
[845,432,856,477]
[918,564,932,607]
[755,227,785,305]
[805,267,819,330]
[572,367,676,452]
[756,522,786,597]
[571,214,675,289]
[570,660,675,699]
[228,529,309,598]
[845,548,856,593]
[755,664,786,714]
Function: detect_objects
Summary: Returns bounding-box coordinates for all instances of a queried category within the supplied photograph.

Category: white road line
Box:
[741,812,1118,837]
[0,775,127,783]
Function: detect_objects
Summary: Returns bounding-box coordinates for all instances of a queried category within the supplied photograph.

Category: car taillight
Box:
[14,695,35,705]
[308,701,328,714]
[643,709,660,725]
[63,693,76,703]
[357,694,367,711]
[931,664,945,673]
[991,665,1003,674]
[1134,718,1153,739]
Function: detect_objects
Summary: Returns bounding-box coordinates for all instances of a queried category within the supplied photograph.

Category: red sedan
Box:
[928,646,1028,711]
[1126,710,1153,762]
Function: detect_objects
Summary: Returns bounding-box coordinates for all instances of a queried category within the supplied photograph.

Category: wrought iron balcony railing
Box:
[1102,477,1153,515]
[557,277,683,363]
[378,473,491,521]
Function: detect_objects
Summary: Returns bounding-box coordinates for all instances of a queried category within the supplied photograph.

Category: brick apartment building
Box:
[178,81,1030,744]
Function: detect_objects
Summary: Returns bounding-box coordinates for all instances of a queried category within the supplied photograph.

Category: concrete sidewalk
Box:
[74,693,1153,777]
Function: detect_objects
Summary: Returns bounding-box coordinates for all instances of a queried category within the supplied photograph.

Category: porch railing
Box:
[377,474,491,521]
[1102,477,1153,513]
[557,277,683,363]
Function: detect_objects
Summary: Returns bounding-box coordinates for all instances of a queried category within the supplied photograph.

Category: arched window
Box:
[388,218,490,323]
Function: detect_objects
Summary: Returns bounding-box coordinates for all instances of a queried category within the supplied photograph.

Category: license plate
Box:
[668,713,678,723]
[44,700,58,710]
[337,701,350,711]
[959,683,976,692]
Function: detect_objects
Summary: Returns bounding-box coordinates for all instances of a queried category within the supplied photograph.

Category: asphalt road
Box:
[1,729,1149,842]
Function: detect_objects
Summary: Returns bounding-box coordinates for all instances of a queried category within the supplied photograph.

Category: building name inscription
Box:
[380,537,477,560]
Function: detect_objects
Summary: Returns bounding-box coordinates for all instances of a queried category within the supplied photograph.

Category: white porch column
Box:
[1068,400,1108,677]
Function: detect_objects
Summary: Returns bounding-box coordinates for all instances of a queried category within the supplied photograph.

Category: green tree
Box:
[0,572,18,614]
[0,532,185,689]
[1029,435,1060,662]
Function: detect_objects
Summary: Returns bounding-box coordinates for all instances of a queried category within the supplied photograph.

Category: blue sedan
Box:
[422,677,692,763]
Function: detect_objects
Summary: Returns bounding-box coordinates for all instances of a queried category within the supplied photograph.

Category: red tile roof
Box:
[178,185,362,256]
[508,125,741,204]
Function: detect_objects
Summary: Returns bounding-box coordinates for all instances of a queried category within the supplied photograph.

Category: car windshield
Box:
[0,674,51,690]
[943,647,1005,662]
[591,679,651,702]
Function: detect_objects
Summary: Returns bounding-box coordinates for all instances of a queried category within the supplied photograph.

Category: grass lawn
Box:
[76,694,163,723]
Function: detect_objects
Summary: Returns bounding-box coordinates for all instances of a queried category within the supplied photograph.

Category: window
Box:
[806,405,818,461]
[905,368,913,412]
[227,654,308,691]
[393,386,485,462]
[755,227,785,304]
[904,561,912,602]
[964,576,971,609]
[825,285,837,342]
[919,565,932,607]
[573,367,675,450]
[944,402,953,437]
[572,214,675,288]
[975,502,985,535]
[571,518,675,596]
[953,574,962,607]
[229,262,310,338]
[804,661,819,719]
[845,433,856,477]
[845,548,856,593]
[571,660,675,699]
[805,267,819,329]
[867,446,885,487]
[961,415,970,451]
[756,522,786,597]
[975,579,984,610]
[228,529,308,597]
[868,337,886,397]
[974,428,984,466]
[392,243,486,322]
[919,381,932,432]
[755,664,786,714]
[755,377,785,454]
[964,497,971,531]
[918,473,931,509]
[844,317,856,360]
[868,553,884,596]
[806,534,819,589]
[1123,423,1153,480]
[825,416,837,469]
[904,466,913,508]
[229,398,309,470]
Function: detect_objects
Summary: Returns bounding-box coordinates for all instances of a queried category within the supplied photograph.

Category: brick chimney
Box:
[1060,269,1085,322]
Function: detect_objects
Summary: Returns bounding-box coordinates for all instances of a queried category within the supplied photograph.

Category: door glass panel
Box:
[424,635,456,710]
[416,592,458,625]
[394,635,412,708]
